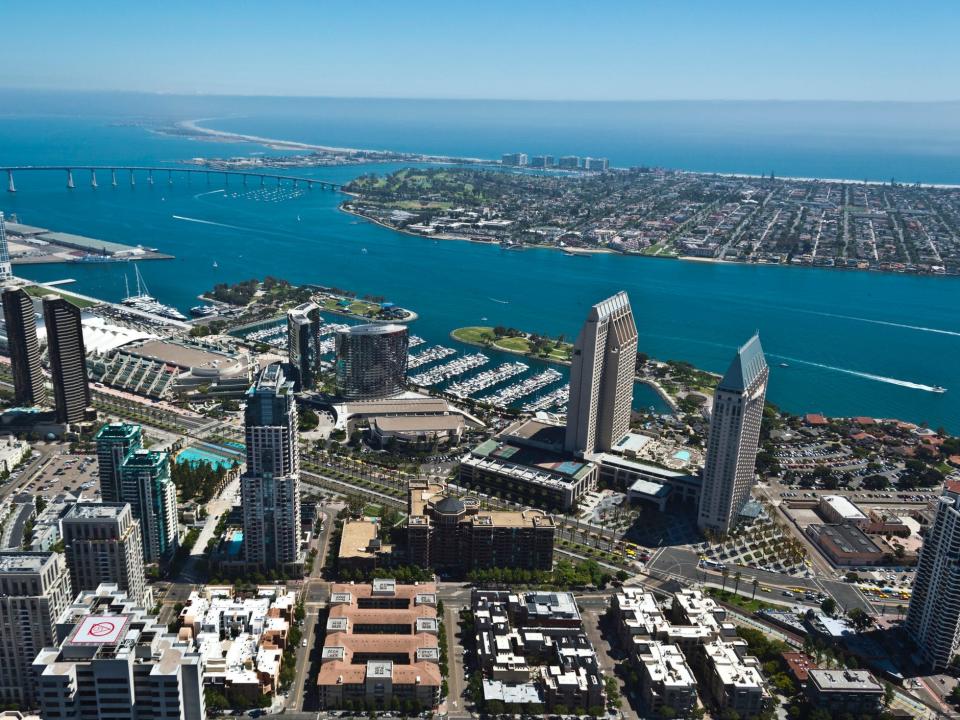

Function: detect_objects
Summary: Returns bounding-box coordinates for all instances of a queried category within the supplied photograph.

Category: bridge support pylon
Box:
[260,175,265,187]
[66,169,75,189]
[130,170,136,187]
[6,170,14,193]
[148,170,154,186]
[90,170,98,189]
[168,170,173,185]
[307,181,313,191]
[242,175,247,187]
[111,169,118,187]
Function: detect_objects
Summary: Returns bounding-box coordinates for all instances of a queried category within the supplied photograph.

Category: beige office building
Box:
[697,335,769,535]
[565,292,638,455]
[0,552,73,706]
[61,502,151,608]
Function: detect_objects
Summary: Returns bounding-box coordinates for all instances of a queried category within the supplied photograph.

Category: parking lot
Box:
[25,452,101,500]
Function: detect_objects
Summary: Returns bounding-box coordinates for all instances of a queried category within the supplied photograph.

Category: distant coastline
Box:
[180,117,960,190]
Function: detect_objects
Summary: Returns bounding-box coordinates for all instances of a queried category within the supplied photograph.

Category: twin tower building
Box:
[566,291,768,535]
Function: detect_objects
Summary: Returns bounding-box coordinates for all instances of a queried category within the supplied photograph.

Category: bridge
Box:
[2,165,343,192]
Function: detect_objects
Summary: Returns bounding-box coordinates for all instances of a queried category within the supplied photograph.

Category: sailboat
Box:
[121,265,187,321]
[212,260,219,269]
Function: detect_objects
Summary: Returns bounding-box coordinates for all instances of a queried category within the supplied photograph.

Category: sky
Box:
[2,0,957,101]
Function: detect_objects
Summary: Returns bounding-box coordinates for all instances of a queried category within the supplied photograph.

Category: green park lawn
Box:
[23,284,97,308]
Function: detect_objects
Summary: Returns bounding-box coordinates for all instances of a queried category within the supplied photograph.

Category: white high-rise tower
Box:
[697,334,769,535]
[906,481,960,670]
[0,213,12,281]
[564,292,638,455]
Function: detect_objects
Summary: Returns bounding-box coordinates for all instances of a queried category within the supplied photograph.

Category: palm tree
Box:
[721,568,729,594]
[751,578,759,601]
[733,571,742,597]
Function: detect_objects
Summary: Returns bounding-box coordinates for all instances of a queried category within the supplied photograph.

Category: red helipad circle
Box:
[89,621,116,637]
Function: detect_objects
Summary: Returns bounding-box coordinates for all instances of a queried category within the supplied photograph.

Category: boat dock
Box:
[478,368,563,408]
[522,383,570,412]
[447,361,528,398]
[409,352,489,387]
[407,345,456,370]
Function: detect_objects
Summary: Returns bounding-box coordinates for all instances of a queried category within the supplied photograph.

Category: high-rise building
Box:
[583,157,610,171]
[906,481,960,670]
[33,584,205,720]
[287,301,320,390]
[501,152,528,167]
[565,292,638,455]
[558,156,581,170]
[61,502,151,608]
[0,551,73,706]
[121,449,179,564]
[1,287,46,406]
[95,422,142,503]
[241,364,302,570]
[0,213,12,281]
[42,295,91,424]
[335,323,408,400]
[697,335,769,535]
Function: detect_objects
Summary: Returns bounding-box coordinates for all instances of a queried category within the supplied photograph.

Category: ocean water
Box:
[1,103,958,430]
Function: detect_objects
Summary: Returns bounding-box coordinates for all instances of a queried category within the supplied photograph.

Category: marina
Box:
[121,265,186,321]
[478,368,563,409]
[407,345,456,370]
[522,383,571,412]
[408,352,489,387]
[447,361,528,398]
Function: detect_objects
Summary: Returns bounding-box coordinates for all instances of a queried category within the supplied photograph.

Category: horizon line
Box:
[1,86,959,105]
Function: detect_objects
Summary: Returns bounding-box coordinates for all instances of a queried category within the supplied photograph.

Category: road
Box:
[580,607,637,720]
[288,508,335,712]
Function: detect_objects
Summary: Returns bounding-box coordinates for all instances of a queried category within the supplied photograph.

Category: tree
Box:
[751,578,759,601]
[847,607,873,632]
[820,597,837,616]
[733,571,742,597]
[721,567,729,594]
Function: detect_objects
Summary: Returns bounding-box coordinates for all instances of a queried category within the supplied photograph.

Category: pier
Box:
[407,345,456,370]
[409,352,489,387]
[3,165,344,193]
[446,361,528,398]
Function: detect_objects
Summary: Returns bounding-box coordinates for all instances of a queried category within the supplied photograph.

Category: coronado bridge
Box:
[2,165,343,192]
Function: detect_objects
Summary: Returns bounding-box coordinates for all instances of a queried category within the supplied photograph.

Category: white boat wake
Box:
[488,297,509,304]
[770,354,940,392]
[791,309,960,338]
[172,215,246,231]
[192,189,226,199]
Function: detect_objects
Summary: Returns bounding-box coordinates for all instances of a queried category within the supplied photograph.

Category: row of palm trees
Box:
[719,567,763,601]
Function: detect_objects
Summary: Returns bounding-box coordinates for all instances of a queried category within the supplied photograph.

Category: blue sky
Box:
[2,0,957,101]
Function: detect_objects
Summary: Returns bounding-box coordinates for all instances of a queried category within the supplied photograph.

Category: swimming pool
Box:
[673,450,692,462]
[176,447,237,471]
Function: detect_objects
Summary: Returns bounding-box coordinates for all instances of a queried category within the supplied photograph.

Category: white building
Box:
[0,552,73,706]
[178,586,294,697]
[0,213,12,281]
[634,640,698,716]
[819,495,868,527]
[697,335,769,534]
[565,292,638,455]
[906,480,960,670]
[241,364,303,571]
[0,435,29,474]
[33,584,205,720]
[701,638,767,717]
